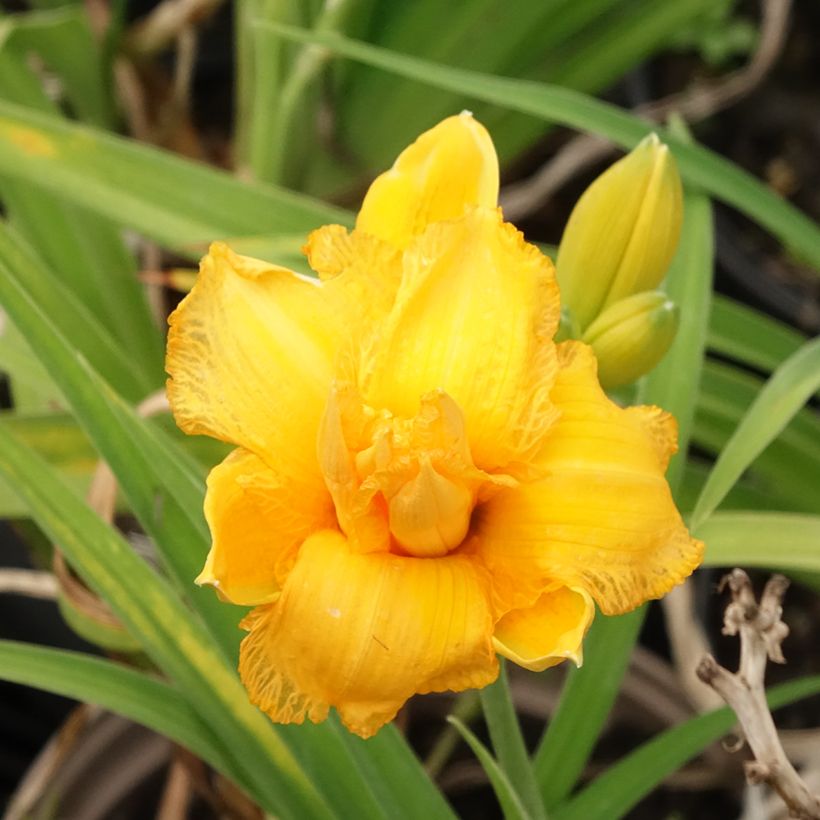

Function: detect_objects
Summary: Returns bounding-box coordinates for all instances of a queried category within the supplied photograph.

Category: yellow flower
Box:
[166,113,702,739]
[556,133,683,333]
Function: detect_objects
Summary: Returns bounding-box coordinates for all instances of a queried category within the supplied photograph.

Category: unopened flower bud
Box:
[556,134,683,331]
[582,290,679,389]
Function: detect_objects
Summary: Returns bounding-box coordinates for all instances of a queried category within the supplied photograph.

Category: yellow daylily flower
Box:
[167,113,703,739]
[556,133,683,333]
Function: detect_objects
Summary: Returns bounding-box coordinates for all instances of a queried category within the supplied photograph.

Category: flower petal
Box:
[493,585,594,672]
[197,448,336,605]
[476,341,703,615]
[238,530,497,738]
[166,242,341,482]
[355,112,499,248]
[360,207,560,472]
[302,225,403,378]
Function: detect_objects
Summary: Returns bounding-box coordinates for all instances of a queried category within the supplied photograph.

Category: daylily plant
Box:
[166,113,703,739]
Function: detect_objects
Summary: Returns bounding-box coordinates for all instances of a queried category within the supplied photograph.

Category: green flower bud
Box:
[556,134,683,332]
[582,290,679,389]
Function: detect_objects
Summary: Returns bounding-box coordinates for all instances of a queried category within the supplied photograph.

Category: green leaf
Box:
[0,6,115,127]
[641,155,714,490]
[533,609,644,807]
[709,295,811,376]
[448,716,532,820]
[0,225,156,402]
[692,361,820,514]
[327,722,457,820]
[0,98,351,263]
[698,512,820,574]
[0,641,234,778]
[0,423,334,820]
[480,662,547,820]
[553,674,820,820]
[259,23,820,272]
[0,49,163,375]
[0,311,64,412]
[691,336,820,530]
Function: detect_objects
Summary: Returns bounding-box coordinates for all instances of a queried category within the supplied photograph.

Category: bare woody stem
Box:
[696,569,820,820]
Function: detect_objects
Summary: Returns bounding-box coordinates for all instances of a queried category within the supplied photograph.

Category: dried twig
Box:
[0,569,58,599]
[500,0,792,221]
[125,0,225,57]
[697,569,820,819]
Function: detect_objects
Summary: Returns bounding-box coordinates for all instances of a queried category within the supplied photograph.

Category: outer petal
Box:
[360,207,560,472]
[238,530,498,738]
[355,112,499,248]
[197,448,336,605]
[302,225,403,378]
[476,341,703,616]
[493,585,594,672]
[166,242,340,483]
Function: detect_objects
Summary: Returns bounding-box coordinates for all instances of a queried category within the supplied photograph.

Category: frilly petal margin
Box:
[475,341,703,616]
[197,448,336,605]
[493,585,594,672]
[238,530,498,738]
[360,207,560,472]
[355,112,499,249]
[166,242,341,482]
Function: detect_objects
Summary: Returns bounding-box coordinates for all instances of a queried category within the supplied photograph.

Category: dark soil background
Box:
[2,0,819,818]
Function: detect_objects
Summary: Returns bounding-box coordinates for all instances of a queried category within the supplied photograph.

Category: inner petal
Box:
[317,383,513,558]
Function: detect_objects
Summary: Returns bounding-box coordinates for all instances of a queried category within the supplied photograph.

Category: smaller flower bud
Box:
[582,291,679,389]
[556,134,683,332]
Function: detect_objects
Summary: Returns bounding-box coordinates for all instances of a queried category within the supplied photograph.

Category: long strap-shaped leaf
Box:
[553,674,820,820]
[257,23,820,274]
[448,717,532,820]
[699,512,820,574]
[0,424,335,820]
[691,336,820,530]
[0,641,235,781]
[0,99,351,259]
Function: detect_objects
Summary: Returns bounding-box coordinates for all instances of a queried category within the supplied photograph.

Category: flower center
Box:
[318,384,505,558]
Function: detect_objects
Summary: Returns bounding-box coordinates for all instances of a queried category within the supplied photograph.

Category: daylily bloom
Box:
[167,113,703,739]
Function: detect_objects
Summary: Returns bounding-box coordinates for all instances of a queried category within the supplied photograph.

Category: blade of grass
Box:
[480,662,547,820]
[0,424,335,820]
[0,641,236,781]
[553,675,820,820]
[258,24,820,272]
[691,336,820,530]
[448,716,533,820]
[698,512,820,574]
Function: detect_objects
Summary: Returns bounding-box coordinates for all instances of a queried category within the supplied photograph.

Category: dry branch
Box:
[697,569,820,820]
